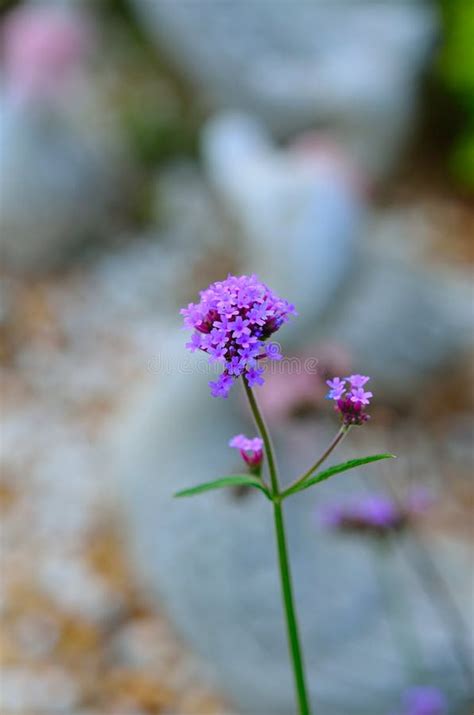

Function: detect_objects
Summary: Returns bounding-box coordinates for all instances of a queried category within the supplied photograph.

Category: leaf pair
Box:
[174,454,395,501]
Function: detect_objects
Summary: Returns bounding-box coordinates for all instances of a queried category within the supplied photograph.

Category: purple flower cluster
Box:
[181,274,295,398]
[326,374,373,425]
[229,434,264,469]
[402,686,447,715]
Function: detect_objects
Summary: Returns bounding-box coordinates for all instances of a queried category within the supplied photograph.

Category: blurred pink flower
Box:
[257,342,351,422]
[2,5,93,100]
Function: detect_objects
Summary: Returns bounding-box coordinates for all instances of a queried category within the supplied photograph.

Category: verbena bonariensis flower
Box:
[178,275,395,715]
[401,686,447,715]
[320,490,433,538]
[229,434,264,469]
[326,374,373,425]
[181,274,296,398]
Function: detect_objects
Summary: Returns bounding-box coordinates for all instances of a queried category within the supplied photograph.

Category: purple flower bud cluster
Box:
[320,490,434,538]
[181,274,295,398]
[229,434,264,469]
[401,686,447,715]
[326,374,373,425]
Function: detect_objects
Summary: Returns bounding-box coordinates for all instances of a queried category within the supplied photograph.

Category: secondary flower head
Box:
[401,686,447,715]
[229,434,264,470]
[326,374,373,425]
[181,274,296,398]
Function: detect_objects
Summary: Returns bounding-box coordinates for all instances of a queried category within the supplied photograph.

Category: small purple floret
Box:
[265,342,283,361]
[326,377,346,400]
[350,387,373,406]
[182,274,296,397]
[345,374,370,388]
[209,373,233,399]
[246,366,265,387]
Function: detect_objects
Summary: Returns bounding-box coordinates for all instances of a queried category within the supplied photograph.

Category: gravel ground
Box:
[0,190,472,715]
[0,246,233,715]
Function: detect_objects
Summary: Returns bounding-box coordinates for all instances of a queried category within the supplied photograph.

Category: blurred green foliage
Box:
[0,0,18,15]
[438,0,474,189]
[97,0,201,168]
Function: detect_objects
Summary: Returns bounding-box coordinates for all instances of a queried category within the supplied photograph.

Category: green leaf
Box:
[282,454,396,499]
[174,475,271,499]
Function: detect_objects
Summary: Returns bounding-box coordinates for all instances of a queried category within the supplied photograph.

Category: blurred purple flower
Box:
[402,686,447,715]
[258,342,351,422]
[320,495,403,535]
[319,488,434,538]
[182,275,296,397]
[405,487,435,515]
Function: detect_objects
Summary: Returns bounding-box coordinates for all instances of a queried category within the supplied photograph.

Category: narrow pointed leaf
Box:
[174,474,271,499]
[282,454,396,499]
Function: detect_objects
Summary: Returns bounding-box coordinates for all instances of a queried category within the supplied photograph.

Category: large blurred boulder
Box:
[0,3,132,273]
[321,237,474,404]
[129,0,438,178]
[114,335,470,714]
[202,113,367,339]
[200,114,474,402]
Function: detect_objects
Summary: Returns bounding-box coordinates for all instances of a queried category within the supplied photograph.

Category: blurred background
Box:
[0,1,472,714]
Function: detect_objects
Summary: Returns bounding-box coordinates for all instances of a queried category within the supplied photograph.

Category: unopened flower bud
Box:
[229,434,264,472]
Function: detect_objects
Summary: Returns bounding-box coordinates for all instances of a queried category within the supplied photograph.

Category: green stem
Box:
[273,500,312,715]
[282,425,349,498]
[242,378,279,495]
[242,378,312,715]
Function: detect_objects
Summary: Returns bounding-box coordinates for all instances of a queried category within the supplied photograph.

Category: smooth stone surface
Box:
[321,221,474,403]
[129,0,437,177]
[114,335,470,714]
[202,113,367,341]
[200,117,474,399]
[0,94,130,273]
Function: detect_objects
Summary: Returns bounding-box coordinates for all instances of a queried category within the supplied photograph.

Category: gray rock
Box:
[0,4,132,272]
[202,113,367,341]
[0,101,127,272]
[322,220,474,403]
[129,0,438,177]
[201,117,473,400]
[114,335,470,714]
